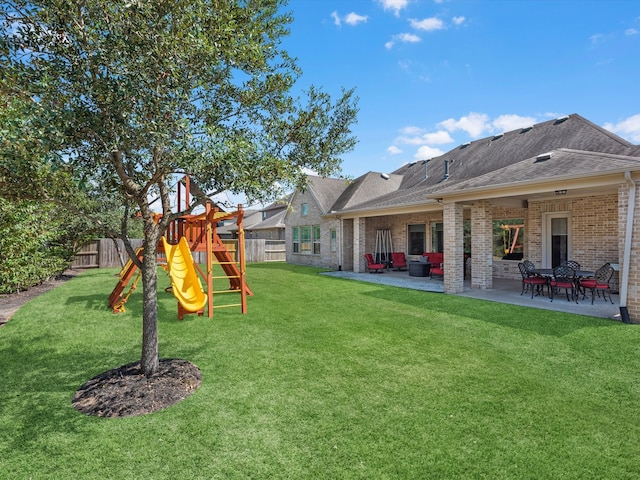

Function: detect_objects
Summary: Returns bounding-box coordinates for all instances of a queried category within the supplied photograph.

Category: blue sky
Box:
[281,0,640,179]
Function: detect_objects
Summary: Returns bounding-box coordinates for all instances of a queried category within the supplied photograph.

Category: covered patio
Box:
[321,268,622,321]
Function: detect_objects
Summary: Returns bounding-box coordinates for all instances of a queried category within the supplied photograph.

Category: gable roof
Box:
[330,172,403,212]
[303,176,351,214]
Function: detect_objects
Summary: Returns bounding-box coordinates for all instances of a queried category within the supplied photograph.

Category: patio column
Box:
[353,217,366,273]
[618,181,640,323]
[443,201,464,294]
[471,200,493,289]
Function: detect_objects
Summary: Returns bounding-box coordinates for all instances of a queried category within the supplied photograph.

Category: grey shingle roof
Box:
[329,172,403,212]
[335,113,639,213]
[250,209,286,230]
[428,149,640,198]
[305,176,352,214]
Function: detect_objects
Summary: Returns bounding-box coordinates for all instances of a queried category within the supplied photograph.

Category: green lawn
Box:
[1,263,639,479]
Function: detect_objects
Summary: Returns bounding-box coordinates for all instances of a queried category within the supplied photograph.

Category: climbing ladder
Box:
[108,247,144,313]
[207,208,253,315]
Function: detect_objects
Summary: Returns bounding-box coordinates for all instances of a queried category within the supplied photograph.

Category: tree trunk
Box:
[140,228,160,376]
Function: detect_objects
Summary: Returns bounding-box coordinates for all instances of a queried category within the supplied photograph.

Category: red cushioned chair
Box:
[364,253,385,273]
[423,252,444,278]
[549,265,578,303]
[579,263,614,304]
[518,262,548,298]
[391,252,407,271]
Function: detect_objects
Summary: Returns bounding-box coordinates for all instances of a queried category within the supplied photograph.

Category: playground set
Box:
[108,176,253,320]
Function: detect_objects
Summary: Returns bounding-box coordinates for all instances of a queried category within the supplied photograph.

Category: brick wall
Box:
[285,190,340,269]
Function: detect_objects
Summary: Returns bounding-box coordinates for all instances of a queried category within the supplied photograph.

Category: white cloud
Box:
[400,126,424,135]
[438,112,490,138]
[331,11,341,27]
[590,33,605,44]
[397,32,421,43]
[386,32,421,49]
[414,145,445,160]
[492,114,537,132]
[452,16,466,26]
[422,131,454,144]
[387,145,403,155]
[409,17,444,32]
[603,114,640,143]
[396,127,453,146]
[332,11,368,27]
[625,28,639,36]
[344,12,368,26]
[378,0,409,17]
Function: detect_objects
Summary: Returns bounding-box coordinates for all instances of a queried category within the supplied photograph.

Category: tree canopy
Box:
[1,0,358,375]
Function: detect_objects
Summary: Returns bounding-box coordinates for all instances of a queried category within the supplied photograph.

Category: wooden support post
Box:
[206,203,214,318]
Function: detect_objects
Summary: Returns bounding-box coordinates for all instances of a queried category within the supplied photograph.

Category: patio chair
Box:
[364,253,385,273]
[578,263,614,304]
[549,265,578,303]
[561,260,581,271]
[391,252,407,271]
[518,262,548,298]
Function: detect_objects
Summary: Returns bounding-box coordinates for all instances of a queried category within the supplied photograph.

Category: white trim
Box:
[542,212,571,268]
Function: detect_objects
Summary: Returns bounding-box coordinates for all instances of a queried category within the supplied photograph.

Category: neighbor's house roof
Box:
[248,209,286,231]
[321,114,639,217]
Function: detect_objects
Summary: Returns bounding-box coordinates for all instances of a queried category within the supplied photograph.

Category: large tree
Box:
[1,0,358,376]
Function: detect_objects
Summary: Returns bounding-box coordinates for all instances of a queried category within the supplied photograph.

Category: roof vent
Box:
[460,141,471,148]
[422,159,430,179]
[535,152,553,162]
[521,125,534,133]
[492,133,504,140]
[444,159,450,180]
[380,173,390,180]
[555,115,569,123]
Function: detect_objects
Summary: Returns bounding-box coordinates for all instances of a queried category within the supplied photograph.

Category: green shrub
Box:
[0,200,71,293]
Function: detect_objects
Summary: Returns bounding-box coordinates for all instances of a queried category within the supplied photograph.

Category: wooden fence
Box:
[71,238,285,268]
[71,239,145,269]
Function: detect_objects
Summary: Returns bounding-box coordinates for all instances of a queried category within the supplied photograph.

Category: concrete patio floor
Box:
[321,268,623,322]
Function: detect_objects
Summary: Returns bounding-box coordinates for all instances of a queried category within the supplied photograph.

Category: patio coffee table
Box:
[409,261,432,277]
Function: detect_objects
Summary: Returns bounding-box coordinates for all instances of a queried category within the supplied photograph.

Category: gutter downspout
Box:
[619,171,636,323]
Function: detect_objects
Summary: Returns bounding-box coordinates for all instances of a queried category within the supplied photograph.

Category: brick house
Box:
[285,114,640,321]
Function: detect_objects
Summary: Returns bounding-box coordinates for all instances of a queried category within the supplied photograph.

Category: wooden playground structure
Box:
[108,176,253,320]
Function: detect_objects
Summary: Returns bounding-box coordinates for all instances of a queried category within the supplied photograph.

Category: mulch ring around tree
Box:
[72,358,202,418]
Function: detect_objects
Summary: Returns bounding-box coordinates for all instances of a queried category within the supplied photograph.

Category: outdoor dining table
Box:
[531,268,595,278]
[531,268,595,302]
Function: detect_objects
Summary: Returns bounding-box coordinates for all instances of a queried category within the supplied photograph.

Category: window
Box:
[301,203,308,216]
[493,218,524,260]
[313,225,321,254]
[431,222,443,252]
[330,229,337,252]
[301,226,312,253]
[292,227,300,253]
[408,224,426,255]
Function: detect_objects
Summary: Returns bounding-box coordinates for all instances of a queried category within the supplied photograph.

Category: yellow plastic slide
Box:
[161,236,207,314]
